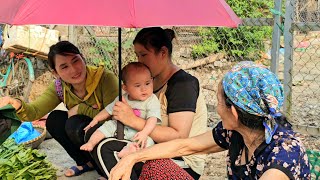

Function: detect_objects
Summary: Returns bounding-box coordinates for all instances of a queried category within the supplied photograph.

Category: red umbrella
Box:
[0,0,241,139]
[0,0,241,27]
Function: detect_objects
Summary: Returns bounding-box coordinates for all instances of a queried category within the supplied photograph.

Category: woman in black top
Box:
[86,27,208,180]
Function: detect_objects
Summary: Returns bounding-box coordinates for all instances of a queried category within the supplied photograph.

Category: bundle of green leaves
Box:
[0,138,57,180]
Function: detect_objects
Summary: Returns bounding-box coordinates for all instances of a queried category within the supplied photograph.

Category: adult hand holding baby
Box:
[112,98,135,124]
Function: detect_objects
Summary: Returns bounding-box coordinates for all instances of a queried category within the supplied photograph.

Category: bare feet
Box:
[118,143,139,158]
[80,142,94,151]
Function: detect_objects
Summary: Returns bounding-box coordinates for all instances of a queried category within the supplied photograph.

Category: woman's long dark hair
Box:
[48,41,83,71]
[133,27,176,56]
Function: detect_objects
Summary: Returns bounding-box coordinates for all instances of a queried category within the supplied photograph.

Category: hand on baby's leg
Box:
[118,131,150,158]
[118,142,140,158]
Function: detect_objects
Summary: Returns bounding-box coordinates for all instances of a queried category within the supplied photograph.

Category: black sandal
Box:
[65,164,94,177]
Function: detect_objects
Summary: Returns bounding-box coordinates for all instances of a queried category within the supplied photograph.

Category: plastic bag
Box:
[9,122,41,144]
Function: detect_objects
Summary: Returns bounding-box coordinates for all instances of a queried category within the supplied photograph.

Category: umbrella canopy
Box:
[0,0,241,139]
[0,0,241,27]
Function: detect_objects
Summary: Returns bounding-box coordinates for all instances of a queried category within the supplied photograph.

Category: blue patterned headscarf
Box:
[222,61,284,144]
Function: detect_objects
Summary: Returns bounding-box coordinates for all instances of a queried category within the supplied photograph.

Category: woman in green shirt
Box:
[0,41,119,177]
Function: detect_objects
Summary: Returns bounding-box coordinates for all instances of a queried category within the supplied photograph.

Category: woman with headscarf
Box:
[109,61,310,180]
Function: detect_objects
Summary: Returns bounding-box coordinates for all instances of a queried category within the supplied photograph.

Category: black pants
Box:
[46,110,95,166]
[86,134,200,180]
[85,135,143,180]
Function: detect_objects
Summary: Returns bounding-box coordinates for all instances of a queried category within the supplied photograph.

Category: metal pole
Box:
[117,28,124,140]
[271,0,282,74]
[283,0,295,118]
[68,26,76,45]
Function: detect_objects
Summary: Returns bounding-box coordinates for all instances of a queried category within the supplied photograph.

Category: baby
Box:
[80,62,161,158]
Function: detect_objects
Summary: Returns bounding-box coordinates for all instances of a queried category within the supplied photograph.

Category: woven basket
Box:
[22,125,46,149]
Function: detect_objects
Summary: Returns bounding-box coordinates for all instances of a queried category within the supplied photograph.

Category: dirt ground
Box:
[29,64,320,179]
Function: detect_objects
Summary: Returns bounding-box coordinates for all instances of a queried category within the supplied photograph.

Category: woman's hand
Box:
[109,154,136,180]
[0,96,21,110]
[112,98,136,125]
[68,104,79,118]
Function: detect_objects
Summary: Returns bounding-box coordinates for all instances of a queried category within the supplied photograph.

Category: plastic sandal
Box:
[65,164,94,177]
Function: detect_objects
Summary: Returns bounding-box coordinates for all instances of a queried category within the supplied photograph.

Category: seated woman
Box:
[87,27,208,180]
[0,41,119,177]
[109,61,311,180]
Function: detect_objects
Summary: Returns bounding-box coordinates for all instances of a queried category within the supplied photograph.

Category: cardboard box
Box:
[2,25,59,58]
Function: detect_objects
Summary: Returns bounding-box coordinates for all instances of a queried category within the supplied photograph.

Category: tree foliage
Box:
[191,0,274,60]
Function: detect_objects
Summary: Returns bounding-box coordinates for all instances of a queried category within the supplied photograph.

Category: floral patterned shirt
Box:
[212,122,311,179]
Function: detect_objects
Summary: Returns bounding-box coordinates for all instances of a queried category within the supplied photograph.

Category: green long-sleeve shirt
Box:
[16,65,119,121]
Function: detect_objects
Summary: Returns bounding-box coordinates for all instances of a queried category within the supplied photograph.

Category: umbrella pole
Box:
[116,27,124,140]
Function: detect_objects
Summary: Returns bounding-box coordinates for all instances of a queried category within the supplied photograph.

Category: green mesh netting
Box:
[307,149,320,180]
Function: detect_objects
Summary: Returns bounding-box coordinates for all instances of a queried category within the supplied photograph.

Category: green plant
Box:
[86,30,137,75]
[0,138,57,179]
[191,0,274,60]
[91,38,116,69]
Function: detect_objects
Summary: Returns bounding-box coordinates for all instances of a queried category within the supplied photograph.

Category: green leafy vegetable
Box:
[0,138,57,180]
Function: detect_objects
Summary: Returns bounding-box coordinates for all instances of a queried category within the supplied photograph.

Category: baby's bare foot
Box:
[118,143,138,158]
[80,143,93,151]
[118,146,129,158]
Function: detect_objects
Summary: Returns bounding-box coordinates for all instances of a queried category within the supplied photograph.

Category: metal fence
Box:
[66,0,319,134]
[282,0,320,134]
[68,1,269,126]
